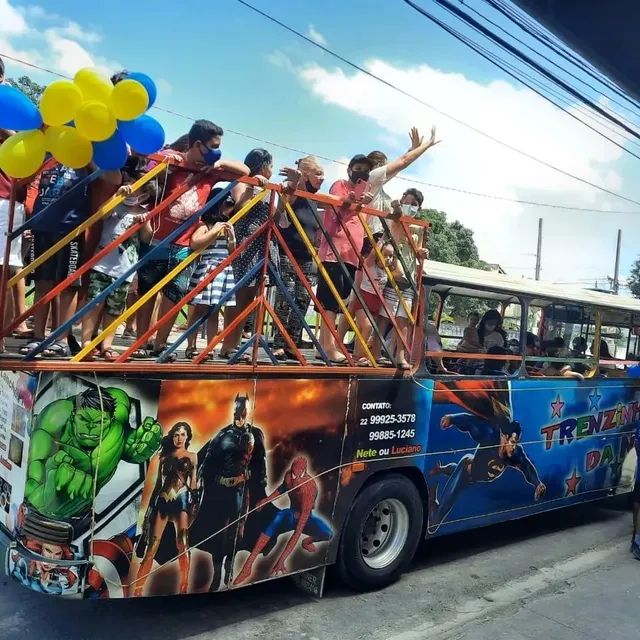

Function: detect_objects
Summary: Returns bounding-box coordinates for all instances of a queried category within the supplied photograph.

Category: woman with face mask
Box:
[220,148,279,362]
[271,156,325,360]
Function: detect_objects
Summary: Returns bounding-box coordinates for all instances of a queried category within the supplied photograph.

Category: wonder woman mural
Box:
[133,422,199,596]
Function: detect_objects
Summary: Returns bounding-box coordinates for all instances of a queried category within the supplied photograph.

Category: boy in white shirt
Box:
[81,179,155,360]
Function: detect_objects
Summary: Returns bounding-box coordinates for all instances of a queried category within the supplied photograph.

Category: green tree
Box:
[628,258,640,299]
[7,75,45,104]
[418,208,494,321]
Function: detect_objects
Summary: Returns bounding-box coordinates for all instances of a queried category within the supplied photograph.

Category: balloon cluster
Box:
[0,68,165,178]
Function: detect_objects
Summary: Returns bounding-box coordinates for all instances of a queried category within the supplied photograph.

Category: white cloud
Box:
[156,77,172,96]
[0,0,117,79]
[292,58,640,282]
[307,24,327,46]
[46,22,102,44]
[0,0,28,34]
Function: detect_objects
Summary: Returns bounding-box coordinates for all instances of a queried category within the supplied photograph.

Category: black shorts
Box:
[316,262,357,313]
[633,479,640,503]
[30,231,84,287]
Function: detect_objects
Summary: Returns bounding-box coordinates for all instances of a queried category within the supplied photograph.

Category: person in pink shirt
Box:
[316,154,374,363]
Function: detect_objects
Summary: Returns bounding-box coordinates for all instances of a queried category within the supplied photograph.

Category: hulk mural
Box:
[25,386,162,519]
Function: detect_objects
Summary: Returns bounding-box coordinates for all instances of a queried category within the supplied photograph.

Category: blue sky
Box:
[2,0,640,289]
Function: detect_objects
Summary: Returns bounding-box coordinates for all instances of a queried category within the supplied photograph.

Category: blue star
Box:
[588,390,602,412]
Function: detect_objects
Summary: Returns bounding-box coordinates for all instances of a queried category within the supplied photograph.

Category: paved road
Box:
[0,500,636,640]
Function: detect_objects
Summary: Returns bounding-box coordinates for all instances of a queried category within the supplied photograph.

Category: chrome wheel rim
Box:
[360,498,409,569]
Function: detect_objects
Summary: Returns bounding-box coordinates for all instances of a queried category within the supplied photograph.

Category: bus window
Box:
[528,302,596,379]
[598,309,633,377]
[430,294,521,376]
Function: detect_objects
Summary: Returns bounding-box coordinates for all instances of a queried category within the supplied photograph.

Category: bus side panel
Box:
[0,372,36,534]
[328,377,434,551]
[131,377,350,597]
[7,371,162,598]
[7,373,354,599]
[424,378,638,538]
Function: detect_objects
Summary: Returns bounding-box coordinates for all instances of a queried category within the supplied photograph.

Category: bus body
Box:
[0,171,637,599]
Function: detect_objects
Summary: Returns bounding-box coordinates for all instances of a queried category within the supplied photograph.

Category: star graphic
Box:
[588,390,602,412]
[550,395,565,419]
[565,468,582,496]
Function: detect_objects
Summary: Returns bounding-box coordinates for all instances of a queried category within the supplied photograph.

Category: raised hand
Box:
[427,125,441,148]
[409,127,423,150]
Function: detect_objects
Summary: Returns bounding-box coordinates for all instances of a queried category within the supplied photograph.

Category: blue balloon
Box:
[118,115,165,155]
[0,84,42,131]
[92,129,128,170]
[126,72,157,108]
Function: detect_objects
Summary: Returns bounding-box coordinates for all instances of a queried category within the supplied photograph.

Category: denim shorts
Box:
[137,244,195,304]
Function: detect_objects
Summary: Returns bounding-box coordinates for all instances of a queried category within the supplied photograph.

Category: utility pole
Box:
[613,228,622,294]
[535,218,542,280]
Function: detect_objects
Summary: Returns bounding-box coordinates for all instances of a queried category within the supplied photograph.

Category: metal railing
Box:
[0,160,430,371]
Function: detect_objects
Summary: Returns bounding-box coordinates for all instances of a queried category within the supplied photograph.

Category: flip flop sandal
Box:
[220,349,251,363]
[273,350,288,362]
[397,361,411,371]
[132,343,154,359]
[42,341,71,358]
[152,347,177,363]
[185,347,200,360]
[19,340,42,356]
[356,357,372,367]
[102,349,120,362]
[82,347,100,362]
[377,357,393,366]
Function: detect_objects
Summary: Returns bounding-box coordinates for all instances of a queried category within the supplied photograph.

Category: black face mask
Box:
[305,180,320,194]
[350,169,370,184]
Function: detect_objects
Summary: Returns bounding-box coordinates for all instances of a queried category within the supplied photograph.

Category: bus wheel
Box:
[337,474,423,591]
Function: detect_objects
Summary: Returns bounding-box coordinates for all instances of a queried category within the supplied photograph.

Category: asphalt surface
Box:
[0,499,635,640]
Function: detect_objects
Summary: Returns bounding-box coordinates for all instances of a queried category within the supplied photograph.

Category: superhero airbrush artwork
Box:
[426,378,638,536]
[130,378,345,597]
[7,373,348,598]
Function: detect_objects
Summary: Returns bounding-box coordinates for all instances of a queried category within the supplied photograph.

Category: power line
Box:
[414,2,640,161]
[405,0,640,145]
[456,1,640,151]
[235,0,640,207]
[2,50,640,215]
[485,0,640,110]
[464,0,640,121]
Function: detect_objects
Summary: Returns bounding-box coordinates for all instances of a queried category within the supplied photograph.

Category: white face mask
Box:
[401,203,419,217]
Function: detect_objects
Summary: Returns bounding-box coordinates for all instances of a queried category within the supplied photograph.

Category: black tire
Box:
[337,474,423,591]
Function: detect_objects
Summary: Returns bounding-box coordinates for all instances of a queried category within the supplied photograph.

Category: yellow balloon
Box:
[110,79,148,121]
[0,130,46,179]
[39,80,84,127]
[44,126,93,169]
[74,67,113,104]
[74,100,116,142]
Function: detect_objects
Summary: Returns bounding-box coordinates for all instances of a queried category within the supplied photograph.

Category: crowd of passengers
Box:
[426,307,627,378]
[0,60,440,365]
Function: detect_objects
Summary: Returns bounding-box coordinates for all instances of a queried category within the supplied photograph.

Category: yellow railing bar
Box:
[9,162,169,287]
[72,188,267,361]
[284,200,377,366]
[356,211,415,324]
